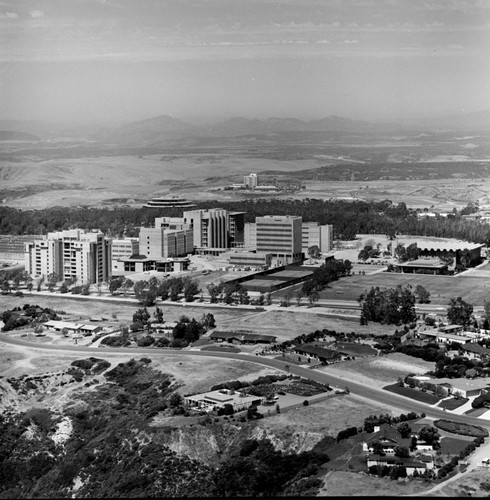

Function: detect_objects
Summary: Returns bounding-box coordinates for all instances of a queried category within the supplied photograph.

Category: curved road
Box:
[2,333,490,432]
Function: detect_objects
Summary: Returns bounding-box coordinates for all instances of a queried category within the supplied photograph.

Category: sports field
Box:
[306,273,490,306]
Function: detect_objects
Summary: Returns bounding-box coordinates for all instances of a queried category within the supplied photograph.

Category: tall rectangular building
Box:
[255,215,303,265]
[25,229,111,284]
[139,227,193,259]
[244,173,258,188]
[183,208,228,249]
[302,222,334,253]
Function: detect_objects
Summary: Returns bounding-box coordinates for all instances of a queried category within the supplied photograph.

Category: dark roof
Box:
[209,331,276,342]
[294,344,342,360]
[364,424,409,447]
[462,343,490,356]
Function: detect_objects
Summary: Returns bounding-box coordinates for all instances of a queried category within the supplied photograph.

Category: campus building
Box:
[139,227,193,259]
[25,229,112,284]
[111,238,139,262]
[301,222,334,254]
[245,215,303,265]
[183,208,228,250]
[243,173,258,189]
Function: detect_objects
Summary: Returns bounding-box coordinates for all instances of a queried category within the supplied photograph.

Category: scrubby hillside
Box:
[0,357,329,498]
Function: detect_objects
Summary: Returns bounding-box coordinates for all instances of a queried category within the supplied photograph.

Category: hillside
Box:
[0,357,329,498]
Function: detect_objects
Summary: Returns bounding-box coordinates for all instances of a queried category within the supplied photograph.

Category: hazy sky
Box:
[1,0,489,125]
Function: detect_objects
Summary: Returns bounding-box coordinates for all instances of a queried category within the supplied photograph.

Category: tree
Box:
[153,306,164,323]
[397,422,411,439]
[415,284,430,304]
[296,291,303,306]
[307,291,319,306]
[168,393,183,408]
[406,242,419,261]
[134,279,158,306]
[447,296,473,328]
[394,243,407,263]
[132,307,151,329]
[371,441,385,456]
[200,313,216,331]
[307,245,321,262]
[183,278,200,302]
[207,283,221,303]
[418,426,440,446]
[394,446,410,458]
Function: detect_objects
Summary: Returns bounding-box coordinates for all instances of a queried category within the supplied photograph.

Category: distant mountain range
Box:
[0,110,489,144]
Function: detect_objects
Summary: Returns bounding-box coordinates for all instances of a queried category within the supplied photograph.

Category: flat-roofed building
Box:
[185,389,262,412]
[243,173,258,188]
[139,227,193,259]
[255,215,303,265]
[301,222,333,254]
[228,212,245,247]
[244,222,257,250]
[25,229,111,284]
[221,250,272,268]
[111,238,139,264]
[183,208,228,250]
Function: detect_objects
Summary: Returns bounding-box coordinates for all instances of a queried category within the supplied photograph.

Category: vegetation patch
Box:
[438,397,469,410]
[464,407,489,417]
[440,437,472,455]
[383,383,441,404]
[433,419,489,438]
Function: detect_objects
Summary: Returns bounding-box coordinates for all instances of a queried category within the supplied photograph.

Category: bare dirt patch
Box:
[319,470,430,496]
[428,468,490,497]
[255,394,396,438]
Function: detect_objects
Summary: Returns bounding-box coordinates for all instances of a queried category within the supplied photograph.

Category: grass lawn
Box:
[383,383,441,404]
[332,341,377,356]
[290,272,490,306]
[438,397,469,410]
[464,406,489,417]
[440,437,471,455]
[200,344,241,353]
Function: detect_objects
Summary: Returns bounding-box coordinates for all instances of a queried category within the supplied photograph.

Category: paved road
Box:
[2,333,490,432]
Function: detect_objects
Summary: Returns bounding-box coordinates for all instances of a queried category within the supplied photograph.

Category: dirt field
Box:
[255,394,396,438]
[428,468,490,497]
[0,292,393,346]
[318,471,430,496]
[319,353,435,389]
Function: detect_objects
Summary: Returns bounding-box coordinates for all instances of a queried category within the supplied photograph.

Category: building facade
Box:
[255,215,303,265]
[183,208,229,250]
[301,222,333,254]
[111,238,139,263]
[243,173,258,188]
[25,229,111,284]
[139,227,193,259]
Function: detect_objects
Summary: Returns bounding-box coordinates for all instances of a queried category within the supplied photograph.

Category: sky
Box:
[0,0,489,125]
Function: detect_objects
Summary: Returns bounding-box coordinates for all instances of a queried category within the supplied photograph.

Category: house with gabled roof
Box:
[209,330,276,344]
[293,344,343,364]
[366,454,428,476]
[362,423,411,455]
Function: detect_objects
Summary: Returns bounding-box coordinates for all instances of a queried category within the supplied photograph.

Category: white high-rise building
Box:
[244,173,258,189]
[302,222,334,253]
[25,229,112,284]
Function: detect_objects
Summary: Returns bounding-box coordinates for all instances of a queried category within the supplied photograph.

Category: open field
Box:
[2,136,490,210]
[255,393,397,439]
[311,273,490,306]
[0,293,396,345]
[427,468,490,497]
[319,352,435,389]
[318,471,429,496]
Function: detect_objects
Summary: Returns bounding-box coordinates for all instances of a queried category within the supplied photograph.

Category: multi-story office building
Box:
[154,217,192,231]
[25,229,111,284]
[183,208,228,250]
[255,215,303,265]
[228,212,245,247]
[301,222,334,254]
[111,238,139,262]
[243,173,258,189]
[244,222,257,250]
[139,227,193,259]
